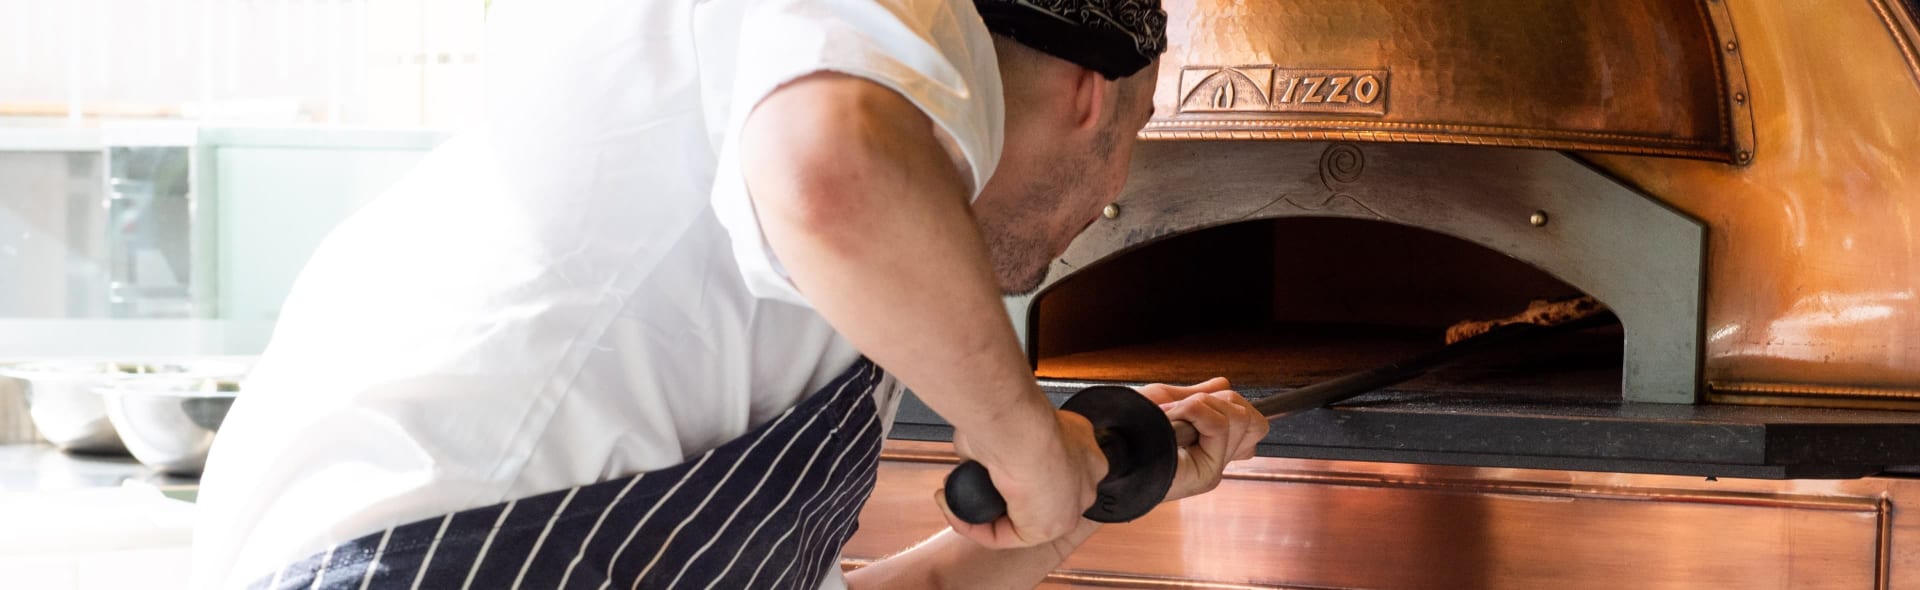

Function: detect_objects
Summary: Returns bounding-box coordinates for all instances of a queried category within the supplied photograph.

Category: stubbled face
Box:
[976,66,1161,295]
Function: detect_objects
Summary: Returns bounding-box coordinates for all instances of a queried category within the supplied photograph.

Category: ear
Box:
[1068,67,1108,133]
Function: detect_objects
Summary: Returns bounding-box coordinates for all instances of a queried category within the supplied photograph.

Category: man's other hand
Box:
[1137,378,1265,502]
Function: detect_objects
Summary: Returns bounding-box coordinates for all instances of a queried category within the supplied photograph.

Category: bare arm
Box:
[739,72,1103,547]
[741,73,1270,587]
[848,520,1102,590]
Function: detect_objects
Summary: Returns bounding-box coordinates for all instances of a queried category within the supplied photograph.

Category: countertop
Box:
[0,444,200,589]
[0,443,199,500]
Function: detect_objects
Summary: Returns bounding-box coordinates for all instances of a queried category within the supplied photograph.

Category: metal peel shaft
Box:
[1164,307,1619,447]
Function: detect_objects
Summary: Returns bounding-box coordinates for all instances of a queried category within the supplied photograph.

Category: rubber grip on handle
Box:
[939,385,1178,525]
[943,460,1005,524]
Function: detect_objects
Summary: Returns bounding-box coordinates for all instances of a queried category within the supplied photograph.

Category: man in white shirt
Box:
[192,0,1267,587]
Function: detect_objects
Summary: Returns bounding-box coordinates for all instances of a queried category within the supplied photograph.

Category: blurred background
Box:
[0,0,483,357]
[0,3,485,584]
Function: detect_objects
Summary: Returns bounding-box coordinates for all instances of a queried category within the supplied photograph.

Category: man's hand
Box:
[1137,377,1265,501]
[851,378,1261,590]
[938,408,1108,549]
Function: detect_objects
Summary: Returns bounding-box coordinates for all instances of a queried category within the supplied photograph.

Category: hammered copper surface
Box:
[1148,0,1750,161]
[1122,0,1920,405]
[846,441,1914,589]
[1582,1,1920,402]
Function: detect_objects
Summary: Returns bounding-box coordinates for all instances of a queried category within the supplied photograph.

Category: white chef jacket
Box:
[189,0,1004,587]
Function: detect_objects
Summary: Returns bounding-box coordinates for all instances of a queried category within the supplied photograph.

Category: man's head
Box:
[973,37,1162,295]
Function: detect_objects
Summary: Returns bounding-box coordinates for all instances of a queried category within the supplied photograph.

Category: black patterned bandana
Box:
[974,0,1168,80]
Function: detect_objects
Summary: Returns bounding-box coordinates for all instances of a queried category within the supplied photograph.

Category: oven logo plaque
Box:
[1178,66,1389,116]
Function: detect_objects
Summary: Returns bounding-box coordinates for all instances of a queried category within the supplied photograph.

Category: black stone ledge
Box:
[883,380,1920,480]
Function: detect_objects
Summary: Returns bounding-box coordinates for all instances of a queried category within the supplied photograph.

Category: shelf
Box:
[888,324,1920,479]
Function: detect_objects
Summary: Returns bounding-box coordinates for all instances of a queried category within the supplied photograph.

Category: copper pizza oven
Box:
[988,0,1920,476]
[851,0,1920,587]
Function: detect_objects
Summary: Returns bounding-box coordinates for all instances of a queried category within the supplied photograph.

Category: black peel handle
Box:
[943,428,1133,525]
[941,385,1181,526]
[943,460,1005,524]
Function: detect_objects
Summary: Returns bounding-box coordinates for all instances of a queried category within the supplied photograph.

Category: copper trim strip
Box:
[841,558,1302,589]
[1037,571,1297,589]
[1218,469,1884,513]
[1695,0,1734,156]
[1711,380,1920,399]
[1139,128,1728,160]
[1707,392,1920,412]
[1145,118,1715,146]
[875,446,966,465]
[1701,0,1759,164]
[1878,496,1894,590]
[1867,0,1920,85]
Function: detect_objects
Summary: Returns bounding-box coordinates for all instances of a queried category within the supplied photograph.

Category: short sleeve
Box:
[697,0,1005,307]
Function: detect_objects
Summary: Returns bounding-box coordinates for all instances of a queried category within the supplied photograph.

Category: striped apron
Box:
[255,359,887,590]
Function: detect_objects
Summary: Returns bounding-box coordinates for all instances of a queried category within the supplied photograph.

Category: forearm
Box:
[760,179,1048,439]
[847,520,1102,589]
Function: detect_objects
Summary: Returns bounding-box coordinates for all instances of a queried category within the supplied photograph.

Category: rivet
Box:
[1737,150,1753,163]
[1529,210,1550,227]
[1102,203,1121,220]
[1733,92,1746,104]
[1725,41,1738,52]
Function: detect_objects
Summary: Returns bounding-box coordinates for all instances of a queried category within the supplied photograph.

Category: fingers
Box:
[1167,393,1233,438]
[1197,389,1262,460]
[935,486,1084,549]
[934,489,1023,549]
[1165,392,1235,468]
[1136,377,1231,405]
[940,409,1104,549]
[1205,390,1250,462]
[1156,387,1267,503]
[1151,387,1261,459]
[1223,390,1267,459]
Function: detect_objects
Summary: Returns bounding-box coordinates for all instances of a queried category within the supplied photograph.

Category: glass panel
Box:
[0,150,107,318]
[104,146,192,318]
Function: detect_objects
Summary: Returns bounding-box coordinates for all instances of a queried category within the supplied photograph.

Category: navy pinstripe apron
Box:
[255,359,886,590]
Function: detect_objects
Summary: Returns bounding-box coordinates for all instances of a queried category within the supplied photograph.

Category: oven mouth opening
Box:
[1030,217,1624,402]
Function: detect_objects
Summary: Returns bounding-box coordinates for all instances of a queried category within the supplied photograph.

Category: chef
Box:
[191,0,1268,587]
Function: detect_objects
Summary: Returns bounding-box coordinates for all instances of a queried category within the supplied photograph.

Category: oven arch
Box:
[1015,141,1707,403]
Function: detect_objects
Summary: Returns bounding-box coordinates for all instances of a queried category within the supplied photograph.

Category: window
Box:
[0,0,486,127]
[0,0,473,355]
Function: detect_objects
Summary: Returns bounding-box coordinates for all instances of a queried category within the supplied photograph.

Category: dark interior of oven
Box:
[1030,217,1625,399]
